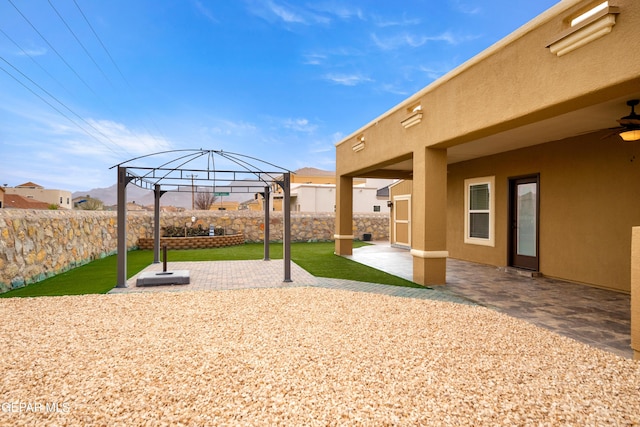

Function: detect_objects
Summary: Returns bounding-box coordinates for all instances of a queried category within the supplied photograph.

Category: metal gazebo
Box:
[110,149,294,287]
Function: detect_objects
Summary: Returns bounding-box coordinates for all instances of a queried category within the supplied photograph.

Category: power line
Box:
[0,62,123,157]
[47,0,114,88]
[0,27,73,97]
[4,0,168,155]
[71,0,171,145]
[7,0,98,97]
[0,56,134,157]
[71,0,130,89]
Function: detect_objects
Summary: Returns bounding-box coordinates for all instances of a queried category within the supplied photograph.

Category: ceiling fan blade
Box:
[600,128,624,140]
[618,118,640,126]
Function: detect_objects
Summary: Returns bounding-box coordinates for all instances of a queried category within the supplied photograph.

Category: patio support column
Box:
[411,147,448,285]
[631,227,640,360]
[116,166,130,288]
[263,186,270,261]
[153,184,166,264]
[334,175,354,255]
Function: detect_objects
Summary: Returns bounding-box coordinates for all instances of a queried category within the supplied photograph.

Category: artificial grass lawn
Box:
[1,242,422,298]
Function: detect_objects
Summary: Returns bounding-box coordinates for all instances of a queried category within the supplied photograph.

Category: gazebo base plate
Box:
[136,270,190,286]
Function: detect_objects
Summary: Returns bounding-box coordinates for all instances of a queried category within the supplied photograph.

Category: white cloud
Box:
[372,14,421,28]
[450,0,481,15]
[16,47,47,57]
[267,1,306,23]
[81,119,172,156]
[379,83,410,96]
[205,119,258,137]
[282,117,317,133]
[192,0,218,23]
[308,3,365,21]
[323,73,373,86]
[246,0,334,26]
[371,31,477,50]
[303,52,328,65]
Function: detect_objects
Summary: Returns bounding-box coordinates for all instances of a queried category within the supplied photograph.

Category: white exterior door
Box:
[393,195,411,247]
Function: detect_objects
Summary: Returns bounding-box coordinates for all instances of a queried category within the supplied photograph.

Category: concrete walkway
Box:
[111,244,632,359]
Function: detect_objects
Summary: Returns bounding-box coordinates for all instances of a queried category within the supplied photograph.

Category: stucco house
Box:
[335,0,640,293]
[4,182,72,210]
[269,167,393,213]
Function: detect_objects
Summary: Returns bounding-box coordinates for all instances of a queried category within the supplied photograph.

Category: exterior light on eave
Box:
[401,104,423,129]
[546,4,619,57]
[352,135,365,152]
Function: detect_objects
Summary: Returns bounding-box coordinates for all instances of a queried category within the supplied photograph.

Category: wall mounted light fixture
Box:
[352,135,366,152]
[546,2,619,57]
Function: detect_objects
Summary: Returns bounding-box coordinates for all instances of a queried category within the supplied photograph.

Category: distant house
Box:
[239,197,263,211]
[0,186,4,208]
[208,200,240,211]
[268,167,393,213]
[3,194,51,210]
[126,202,147,211]
[4,182,72,210]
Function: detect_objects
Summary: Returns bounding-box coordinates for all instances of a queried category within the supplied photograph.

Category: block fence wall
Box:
[0,210,389,293]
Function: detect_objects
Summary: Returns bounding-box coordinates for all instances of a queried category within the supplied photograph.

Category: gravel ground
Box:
[1,287,639,426]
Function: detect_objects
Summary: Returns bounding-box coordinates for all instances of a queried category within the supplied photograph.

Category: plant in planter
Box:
[162,225,210,237]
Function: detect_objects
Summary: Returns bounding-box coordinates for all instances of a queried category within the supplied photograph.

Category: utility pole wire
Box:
[71,0,173,150]
[0,27,73,97]
[0,56,133,157]
[71,0,130,89]
[47,0,114,88]
[7,0,98,97]
[0,62,121,157]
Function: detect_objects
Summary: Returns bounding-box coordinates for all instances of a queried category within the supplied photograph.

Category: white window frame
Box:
[464,176,495,247]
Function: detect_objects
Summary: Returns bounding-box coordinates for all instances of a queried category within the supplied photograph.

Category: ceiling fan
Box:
[602,99,640,141]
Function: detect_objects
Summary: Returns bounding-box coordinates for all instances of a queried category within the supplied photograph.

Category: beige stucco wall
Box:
[4,188,73,209]
[631,227,640,359]
[447,132,640,292]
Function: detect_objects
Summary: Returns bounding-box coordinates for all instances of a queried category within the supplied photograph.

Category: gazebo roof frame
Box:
[111,148,294,193]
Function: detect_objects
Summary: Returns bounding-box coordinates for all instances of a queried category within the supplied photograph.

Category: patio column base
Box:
[334,234,354,256]
[411,250,448,286]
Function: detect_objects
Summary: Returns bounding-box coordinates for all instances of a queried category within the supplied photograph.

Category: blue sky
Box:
[1,0,558,192]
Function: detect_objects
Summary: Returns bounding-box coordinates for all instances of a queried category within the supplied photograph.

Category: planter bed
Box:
[138,233,244,250]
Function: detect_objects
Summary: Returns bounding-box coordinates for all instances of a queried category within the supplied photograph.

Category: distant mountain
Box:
[73,167,335,209]
[73,181,264,209]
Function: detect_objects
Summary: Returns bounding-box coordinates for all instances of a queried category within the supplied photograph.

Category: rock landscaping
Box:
[1,287,638,425]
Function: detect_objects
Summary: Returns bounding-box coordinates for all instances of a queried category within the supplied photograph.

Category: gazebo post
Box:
[153,184,166,264]
[116,166,129,288]
[283,172,292,282]
[263,186,270,261]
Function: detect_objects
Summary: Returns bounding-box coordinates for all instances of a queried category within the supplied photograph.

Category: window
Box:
[464,177,495,246]
[60,197,63,204]
[373,205,381,212]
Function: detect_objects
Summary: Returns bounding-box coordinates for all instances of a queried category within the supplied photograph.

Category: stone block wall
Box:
[0,210,389,292]
[138,234,245,250]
